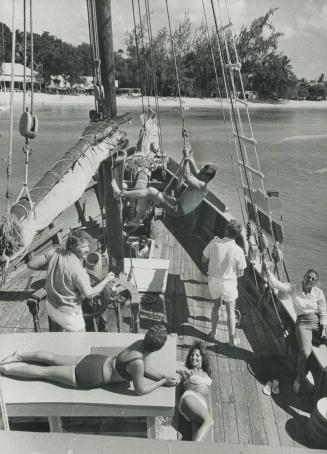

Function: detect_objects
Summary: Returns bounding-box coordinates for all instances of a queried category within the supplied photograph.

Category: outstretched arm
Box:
[182,128,200,175]
[130,360,178,396]
[77,272,115,300]
[266,269,294,295]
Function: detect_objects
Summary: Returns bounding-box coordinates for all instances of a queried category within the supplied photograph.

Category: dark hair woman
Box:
[0,325,179,396]
[177,342,213,441]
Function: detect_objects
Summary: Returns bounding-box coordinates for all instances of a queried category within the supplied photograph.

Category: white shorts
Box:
[208,277,238,303]
[46,301,85,332]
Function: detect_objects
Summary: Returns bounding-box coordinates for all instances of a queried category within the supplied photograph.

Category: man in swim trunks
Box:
[0,325,180,395]
[28,229,115,332]
[202,220,247,347]
[111,129,216,219]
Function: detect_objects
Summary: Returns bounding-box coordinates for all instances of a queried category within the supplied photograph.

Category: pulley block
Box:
[19,112,39,139]
[94,84,104,102]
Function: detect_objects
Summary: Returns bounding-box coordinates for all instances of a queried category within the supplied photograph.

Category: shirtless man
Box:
[111,129,216,219]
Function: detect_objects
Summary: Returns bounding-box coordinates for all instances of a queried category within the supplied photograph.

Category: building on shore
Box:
[0,63,41,91]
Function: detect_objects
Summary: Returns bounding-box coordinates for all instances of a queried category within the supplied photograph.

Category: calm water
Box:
[0,105,326,286]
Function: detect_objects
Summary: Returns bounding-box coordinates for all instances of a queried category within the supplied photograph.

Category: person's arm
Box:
[236,250,247,277]
[317,290,327,335]
[144,365,180,383]
[266,270,294,295]
[181,129,204,189]
[129,360,178,396]
[201,242,211,264]
[77,271,115,300]
[27,252,50,270]
[183,159,205,189]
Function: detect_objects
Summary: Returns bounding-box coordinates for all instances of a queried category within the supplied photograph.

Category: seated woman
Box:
[0,325,179,396]
[266,266,327,393]
[177,342,213,442]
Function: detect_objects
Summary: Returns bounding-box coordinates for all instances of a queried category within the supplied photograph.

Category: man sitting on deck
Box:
[28,229,114,332]
[111,129,216,219]
[131,235,150,259]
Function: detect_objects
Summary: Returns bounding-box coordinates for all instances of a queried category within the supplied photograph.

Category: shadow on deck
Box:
[0,219,317,449]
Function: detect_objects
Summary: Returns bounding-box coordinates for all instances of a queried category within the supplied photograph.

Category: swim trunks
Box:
[75,354,108,388]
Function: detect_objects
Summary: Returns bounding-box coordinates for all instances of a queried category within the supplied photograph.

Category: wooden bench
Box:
[279,294,327,401]
[0,332,176,438]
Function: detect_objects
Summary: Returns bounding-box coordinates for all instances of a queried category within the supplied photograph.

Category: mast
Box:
[95,0,124,275]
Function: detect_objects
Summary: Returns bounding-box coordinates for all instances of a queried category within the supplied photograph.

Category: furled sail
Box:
[0,114,131,265]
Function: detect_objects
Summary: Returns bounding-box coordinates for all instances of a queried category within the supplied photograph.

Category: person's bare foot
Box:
[111,180,121,199]
[0,350,22,365]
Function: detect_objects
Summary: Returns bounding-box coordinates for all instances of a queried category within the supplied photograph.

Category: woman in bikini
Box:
[0,325,178,395]
[177,342,213,442]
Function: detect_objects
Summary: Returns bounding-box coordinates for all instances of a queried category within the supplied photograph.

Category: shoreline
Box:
[1,92,327,110]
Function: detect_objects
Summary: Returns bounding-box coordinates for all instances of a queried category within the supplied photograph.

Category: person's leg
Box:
[112,180,159,201]
[0,363,77,387]
[0,350,82,366]
[209,298,222,338]
[179,394,213,442]
[225,299,238,346]
[295,322,313,391]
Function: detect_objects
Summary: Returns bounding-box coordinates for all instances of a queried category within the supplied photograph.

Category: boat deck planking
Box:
[0,219,314,448]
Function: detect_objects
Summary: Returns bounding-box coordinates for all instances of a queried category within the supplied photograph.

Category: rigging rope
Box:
[201,0,246,225]
[162,0,194,194]
[6,0,16,212]
[164,0,185,129]
[131,0,146,117]
[214,0,291,296]
[29,0,34,114]
[86,0,103,117]
[209,0,262,234]
[0,0,5,72]
[144,0,164,155]
[137,0,151,108]
[23,0,27,112]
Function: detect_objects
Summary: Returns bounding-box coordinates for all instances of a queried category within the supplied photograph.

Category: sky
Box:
[1,0,327,80]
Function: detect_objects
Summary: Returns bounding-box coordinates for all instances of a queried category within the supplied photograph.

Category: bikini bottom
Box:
[75,354,109,388]
[178,390,208,422]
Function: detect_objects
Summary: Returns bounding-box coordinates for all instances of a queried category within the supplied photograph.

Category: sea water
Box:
[0,105,326,285]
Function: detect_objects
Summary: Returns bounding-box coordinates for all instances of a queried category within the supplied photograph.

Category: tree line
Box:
[0,9,326,101]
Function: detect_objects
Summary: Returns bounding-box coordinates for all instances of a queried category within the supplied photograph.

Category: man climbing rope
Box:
[111,129,216,218]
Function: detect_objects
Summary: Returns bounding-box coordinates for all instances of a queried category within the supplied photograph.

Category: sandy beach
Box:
[1,91,327,110]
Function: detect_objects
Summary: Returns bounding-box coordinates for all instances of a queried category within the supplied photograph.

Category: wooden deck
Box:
[0,219,316,449]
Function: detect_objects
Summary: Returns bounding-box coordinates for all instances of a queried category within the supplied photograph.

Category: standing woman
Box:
[267,267,327,393]
[177,342,213,442]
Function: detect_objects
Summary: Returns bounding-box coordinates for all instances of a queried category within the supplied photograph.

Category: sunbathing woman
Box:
[0,325,179,396]
[177,342,213,442]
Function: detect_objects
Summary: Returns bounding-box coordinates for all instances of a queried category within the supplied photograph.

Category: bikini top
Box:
[184,372,212,386]
[115,355,141,381]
